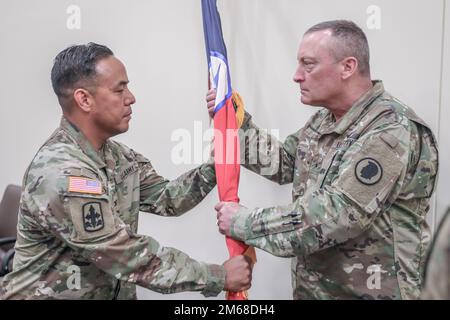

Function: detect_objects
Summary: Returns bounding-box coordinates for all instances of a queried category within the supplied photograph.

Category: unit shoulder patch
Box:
[355,157,383,185]
[82,201,104,232]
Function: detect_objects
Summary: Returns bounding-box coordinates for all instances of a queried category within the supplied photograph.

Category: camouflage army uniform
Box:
[230,81,438,299]
[0,117,223,299]
[421,208,450,299]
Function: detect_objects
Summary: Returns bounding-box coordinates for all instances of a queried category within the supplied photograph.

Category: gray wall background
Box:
[0,0,448,299]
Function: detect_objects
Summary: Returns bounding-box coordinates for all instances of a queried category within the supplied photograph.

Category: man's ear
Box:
[73,88,94,112]
[341,57,358,80]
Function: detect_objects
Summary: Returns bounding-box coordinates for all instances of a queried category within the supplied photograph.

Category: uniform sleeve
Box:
[25,171,225,297]
[135,151,217,216]
[228,121,419,258]
[421,209,450,299]
[239,112,299,185]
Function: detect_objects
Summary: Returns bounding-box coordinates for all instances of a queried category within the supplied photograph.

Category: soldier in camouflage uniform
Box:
[209,20,439,299]
[421,208,450,299]
[0,43,252,299]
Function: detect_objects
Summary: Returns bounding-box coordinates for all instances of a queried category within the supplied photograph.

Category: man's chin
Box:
[110,125,129,137]
[120,119,131,131]
[119,124,129,134]
[300,96,321,107]
[300,96,312,105]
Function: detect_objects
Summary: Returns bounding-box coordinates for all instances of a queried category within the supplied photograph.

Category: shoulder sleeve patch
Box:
[64,194,116,241]
[335,136,405,214]
[82,201,105,232]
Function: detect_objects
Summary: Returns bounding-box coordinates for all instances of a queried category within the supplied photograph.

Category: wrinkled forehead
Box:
[298,29,335,59]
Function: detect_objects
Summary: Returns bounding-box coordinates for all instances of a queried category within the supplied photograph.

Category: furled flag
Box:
[201,0,256,300]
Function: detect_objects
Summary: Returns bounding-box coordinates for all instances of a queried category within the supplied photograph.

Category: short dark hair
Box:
[51,42,113,107]
[305,20,370,76]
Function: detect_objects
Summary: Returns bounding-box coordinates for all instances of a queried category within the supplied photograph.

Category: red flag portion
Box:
[214,94,255,301]
[201,0,256,300]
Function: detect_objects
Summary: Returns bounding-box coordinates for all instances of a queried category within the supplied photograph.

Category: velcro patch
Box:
[82,202,104,232]
[68,176,102,195]
[355,157,383,185]
[336,136,404,214]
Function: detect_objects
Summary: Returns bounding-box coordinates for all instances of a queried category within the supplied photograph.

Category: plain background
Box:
[0,0,448,299]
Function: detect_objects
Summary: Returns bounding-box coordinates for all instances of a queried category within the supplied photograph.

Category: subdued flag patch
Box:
[68,176,102,195]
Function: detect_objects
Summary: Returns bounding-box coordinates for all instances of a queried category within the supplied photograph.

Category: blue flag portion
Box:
[201,0,232,114]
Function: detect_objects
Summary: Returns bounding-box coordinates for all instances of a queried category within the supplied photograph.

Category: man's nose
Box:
[293,66,305,83]
[125,89,136,105]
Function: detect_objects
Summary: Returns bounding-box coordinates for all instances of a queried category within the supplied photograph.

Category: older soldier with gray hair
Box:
[0,43,252,299]
[208,20,438,299]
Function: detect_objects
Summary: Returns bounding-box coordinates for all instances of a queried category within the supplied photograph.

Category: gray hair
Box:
[305,20,370,76]
[51,42,113,108]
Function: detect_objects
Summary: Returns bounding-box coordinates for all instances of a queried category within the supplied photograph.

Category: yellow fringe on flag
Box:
[244,246,257,265]
[232,91,245,128]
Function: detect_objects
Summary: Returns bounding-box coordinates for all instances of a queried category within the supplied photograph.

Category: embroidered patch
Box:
[69,177,102,195]
[82,202,104,232]
[355,157,383,185]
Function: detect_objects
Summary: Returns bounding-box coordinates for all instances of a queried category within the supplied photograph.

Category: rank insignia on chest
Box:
[355,157,383,185]
[82,202,104,232]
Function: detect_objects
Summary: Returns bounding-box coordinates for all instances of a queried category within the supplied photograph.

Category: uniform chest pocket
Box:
[318,149,345,189]
[114,175,140,213]
[318,135,358,188]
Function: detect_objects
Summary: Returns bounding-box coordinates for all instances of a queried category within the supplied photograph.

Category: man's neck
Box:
[329,79,373,122]
[64,113,106,150]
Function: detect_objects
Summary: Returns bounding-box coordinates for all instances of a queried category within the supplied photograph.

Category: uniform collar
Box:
[60,117,107,169]
[319,80,385,135]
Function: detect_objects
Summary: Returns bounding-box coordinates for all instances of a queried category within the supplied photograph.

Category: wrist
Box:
[229,207,251,241]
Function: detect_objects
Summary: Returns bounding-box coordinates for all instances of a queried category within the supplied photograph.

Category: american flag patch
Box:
[68,176,102,195]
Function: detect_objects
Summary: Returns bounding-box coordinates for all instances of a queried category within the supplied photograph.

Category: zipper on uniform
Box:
[112,280,121,300]
[319,152,338,189]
